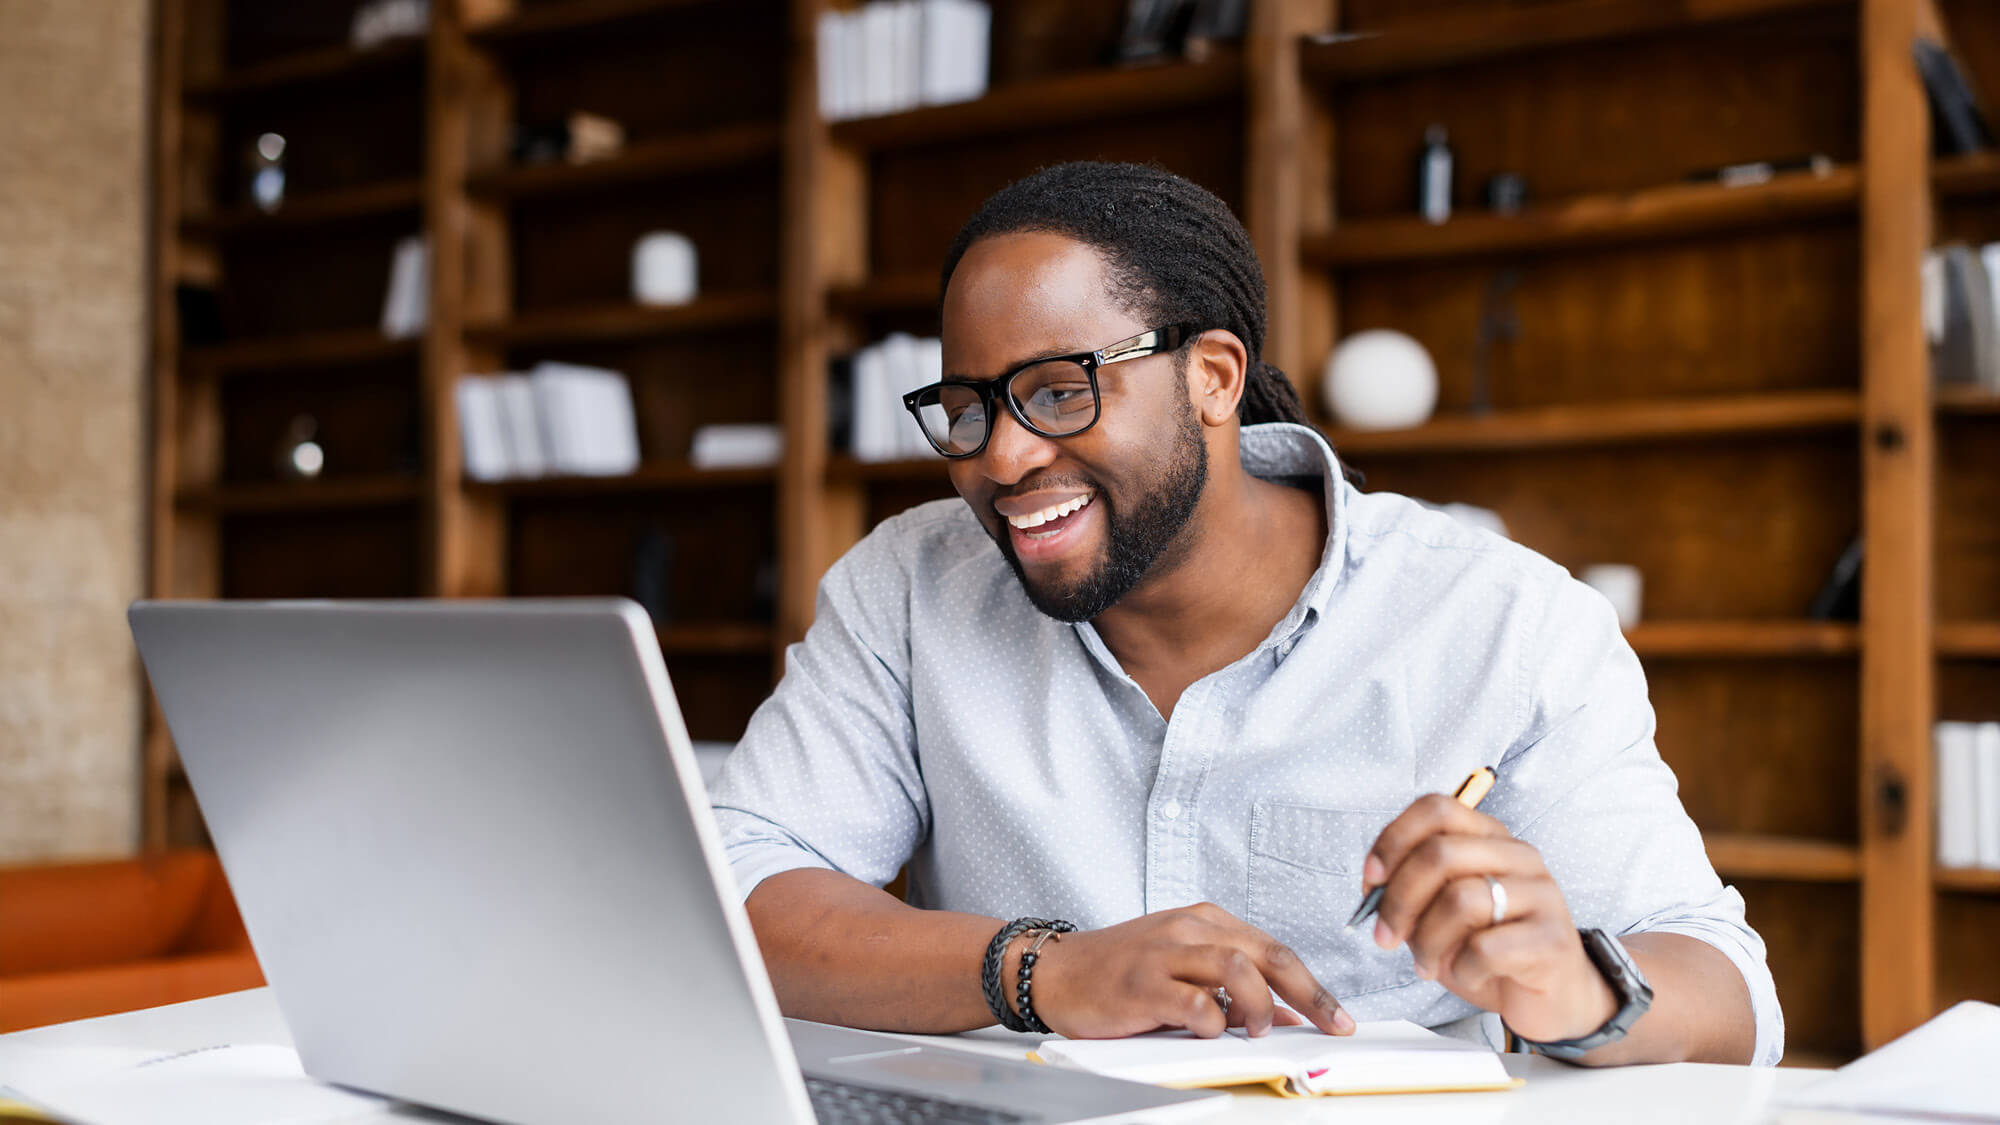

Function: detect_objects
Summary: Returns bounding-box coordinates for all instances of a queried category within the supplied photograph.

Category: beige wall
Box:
[0,1,149,861]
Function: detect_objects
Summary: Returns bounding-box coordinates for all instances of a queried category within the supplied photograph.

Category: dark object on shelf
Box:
[508,111,626,167]
[827,352,856,454]
[630,527,675,626]
[1484,172,1527,215]
[1109,0,1245,65]
[1685,153,1834,188]
[1914,39,1995,156]
[276,414,325,480]
[1417,124,1453,224]
[1469,268,1522,415]
[751,554,779,624]
[174,284,225,347]
[1808,537,1863,622]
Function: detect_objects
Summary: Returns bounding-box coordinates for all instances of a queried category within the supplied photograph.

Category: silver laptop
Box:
[130,599,1224,1125]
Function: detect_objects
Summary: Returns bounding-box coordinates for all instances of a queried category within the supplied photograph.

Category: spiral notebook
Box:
[1032,1020,1521,1098]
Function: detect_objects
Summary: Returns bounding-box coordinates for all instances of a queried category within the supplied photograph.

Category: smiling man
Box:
[710,163,1781,1065]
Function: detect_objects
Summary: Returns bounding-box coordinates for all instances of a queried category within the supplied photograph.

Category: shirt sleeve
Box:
[1492,571,1786,1066]
[708,520,931,902]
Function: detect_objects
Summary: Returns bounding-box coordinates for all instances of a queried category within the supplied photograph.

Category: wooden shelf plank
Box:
[1934,151,2000,200]
[1936,866,2000,893]
[1298,0,1843,84]
[1937,623,2000,658]
[175,475,422,514]
[179,180,424,238]
[1704,833,1862,882]
[1327,390,1861,456]
[184,38,423,98]
[828,273,937,317]
[826,455,950,483]
[466,0,722,46]
[657,622,776,656]
[829,55,1243,152]
[1627,621,1861,658]
[466,123,782,201]
[186,328,420,378]
[469,462,777,498]
[1936,386,2000,415]
[463,292,778,348]
[1303,165,1857,268]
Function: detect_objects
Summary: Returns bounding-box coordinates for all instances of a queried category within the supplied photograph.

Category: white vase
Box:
[632,232,698,306]
[1322,329,1439,430]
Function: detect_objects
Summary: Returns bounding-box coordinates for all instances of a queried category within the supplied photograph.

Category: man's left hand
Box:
[1363,794,1618,1044]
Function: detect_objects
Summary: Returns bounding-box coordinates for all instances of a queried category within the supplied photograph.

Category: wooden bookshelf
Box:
[1936,867,2000,894]
[146,0,1999,1059]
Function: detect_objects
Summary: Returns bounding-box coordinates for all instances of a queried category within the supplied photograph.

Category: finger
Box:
[1168,945,1278,1037]
[1363,792,1511,890]
[1446,919,1551,996]
[1272,1007,1306,1027]
[1210,921,1354,1036]
[1405,873,1533,982]
[1375,835,1542,951]
[1157,980,1230,1038]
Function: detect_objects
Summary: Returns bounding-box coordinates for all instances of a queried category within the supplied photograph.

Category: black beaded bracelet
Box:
[982,917,1053,1032]
[1014,923,1074,1035]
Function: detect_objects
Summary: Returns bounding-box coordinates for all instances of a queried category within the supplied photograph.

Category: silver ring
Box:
[1213,986,1231,1018]
[1484,875,1508,926]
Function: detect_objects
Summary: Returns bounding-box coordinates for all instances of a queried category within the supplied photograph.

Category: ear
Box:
[1186,328,1249,427]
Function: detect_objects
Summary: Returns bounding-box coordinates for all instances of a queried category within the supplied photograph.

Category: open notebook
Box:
[1032,1020,1521,1098]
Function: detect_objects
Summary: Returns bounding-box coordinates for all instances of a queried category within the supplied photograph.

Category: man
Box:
[711,163,1780,1065]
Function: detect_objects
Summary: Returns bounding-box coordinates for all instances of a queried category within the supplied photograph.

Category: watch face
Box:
[1584,930,1654,1010]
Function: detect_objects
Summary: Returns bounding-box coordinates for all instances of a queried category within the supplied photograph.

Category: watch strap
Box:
[1512,928,1654,1060]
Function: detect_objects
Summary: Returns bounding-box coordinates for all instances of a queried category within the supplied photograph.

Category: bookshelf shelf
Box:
[179,180,424,239]
[186,329,420,378]
[657,622,776,656]
[465,0,726,47]
[1937,623,2000,659]
[1302,166,1858,268]
[462,293,778,348]
[828,55,1243,151]
[828,273,936,317]
[827,455,950,484]
[466,124,783,202]
[1326,391,1861,456]
[174,476,423,514]
[1937,867,2000,894]
[1936,387,2000,415]
[183,38,423,98]
[1933,151,2000,201]
[1627,621,1861,659]
[1704,833,1862,882]
[468,462,776,498]
[1297,0,1842,85]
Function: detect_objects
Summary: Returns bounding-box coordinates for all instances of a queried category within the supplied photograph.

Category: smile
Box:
[1004,492,1094,535]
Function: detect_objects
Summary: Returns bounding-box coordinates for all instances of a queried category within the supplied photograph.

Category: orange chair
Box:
[0,851,264,1032]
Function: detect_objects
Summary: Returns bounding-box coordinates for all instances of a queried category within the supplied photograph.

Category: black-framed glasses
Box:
[901,324,1196,459]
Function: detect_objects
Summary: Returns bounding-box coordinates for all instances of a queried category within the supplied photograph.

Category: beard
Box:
[994,394,1209,623]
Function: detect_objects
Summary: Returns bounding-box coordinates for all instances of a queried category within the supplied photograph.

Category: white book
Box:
[1984,243,2000,389]
[1922,248,1946,346]
[879,332,921,458]
[958,0,991,104]
[1938,721,1981,869]
[531,362,639,476]
[891,0,921,114]
[453,377,509,482]
[380,235,428,339]
[1977,722,2000,869]
[852,343,892,461]
[860,2,899,117]
[840,10,867,121]
[495,374,548,478]
[690,423,784,469]
[816,8,847,121]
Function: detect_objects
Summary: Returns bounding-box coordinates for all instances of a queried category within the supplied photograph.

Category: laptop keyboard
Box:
[804,1074,1035,1125]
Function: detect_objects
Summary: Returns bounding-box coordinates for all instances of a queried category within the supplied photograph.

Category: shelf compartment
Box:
[656,622,775,656]
[827,455,949,484]
[469,462,776,497]
[829,55,1243,152]
[1326,390,1861,456]
[828,273,937,317]
[179,180,424,239]
[186,329,420,378]
[1704,832,1861,882]
[1938,623,2000,658]
[1934,151,2000,201]
[463,292,778,349]
[184,38,424,99]
[1937,867,2000,893]
[176,475,422,514]
[1298,0,1843,84]
[466,0,725,47]
[1937,386,2000,415]
[1628,621,1860,659]
[1303,166,1857,268]
[466,123,782,201]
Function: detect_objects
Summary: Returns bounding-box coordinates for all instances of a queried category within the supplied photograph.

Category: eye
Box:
[1025,383,1093,413]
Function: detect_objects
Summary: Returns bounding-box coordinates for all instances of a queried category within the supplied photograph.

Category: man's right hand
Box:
[1022,902,1356,1039]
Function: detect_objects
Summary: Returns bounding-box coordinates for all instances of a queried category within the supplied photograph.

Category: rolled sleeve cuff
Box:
[1630,916,1786,1067]
[713,808,839,904]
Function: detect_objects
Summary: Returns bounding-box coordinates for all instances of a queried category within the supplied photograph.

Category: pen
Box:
[1342,766,1497,932]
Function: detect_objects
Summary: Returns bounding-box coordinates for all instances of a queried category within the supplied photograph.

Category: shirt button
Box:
[1161,800,1182,821]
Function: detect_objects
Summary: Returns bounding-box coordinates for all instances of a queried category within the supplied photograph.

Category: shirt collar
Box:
[1235,422,1349,649]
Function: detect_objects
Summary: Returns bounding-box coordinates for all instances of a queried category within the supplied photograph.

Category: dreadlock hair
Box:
[939,161,1316,431]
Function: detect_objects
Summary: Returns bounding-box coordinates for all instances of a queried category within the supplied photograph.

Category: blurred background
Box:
[2,0,1997,1066]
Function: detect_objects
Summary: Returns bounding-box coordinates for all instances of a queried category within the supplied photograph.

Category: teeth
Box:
[1006,492,1093,530]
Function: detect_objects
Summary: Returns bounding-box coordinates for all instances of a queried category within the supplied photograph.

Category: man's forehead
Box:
[942,232,1128,374]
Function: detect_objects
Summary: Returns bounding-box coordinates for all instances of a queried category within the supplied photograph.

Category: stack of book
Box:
[835,333,945,463]
[1923,242,2000,391]
[1936,721,2000,871]
[455,362,641,482]
[817,0,991,122]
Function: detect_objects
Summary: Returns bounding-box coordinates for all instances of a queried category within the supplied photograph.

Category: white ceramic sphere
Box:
[632,231,698,306]
[1321,329,1439,430]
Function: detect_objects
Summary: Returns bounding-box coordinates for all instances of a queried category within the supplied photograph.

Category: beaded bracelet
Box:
[982,917,1055,1032]
[1013,923,1074,1035]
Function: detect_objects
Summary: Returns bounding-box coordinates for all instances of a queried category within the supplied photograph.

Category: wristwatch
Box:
[1512,928,1653,1061]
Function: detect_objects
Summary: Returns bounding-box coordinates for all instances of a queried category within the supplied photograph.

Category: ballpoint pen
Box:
[1343,766,1497,932]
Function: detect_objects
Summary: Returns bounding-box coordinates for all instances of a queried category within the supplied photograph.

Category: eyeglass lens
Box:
[913,360,1098,455]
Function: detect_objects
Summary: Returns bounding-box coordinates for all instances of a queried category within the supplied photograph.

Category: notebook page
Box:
[1036,1020,1509,1092]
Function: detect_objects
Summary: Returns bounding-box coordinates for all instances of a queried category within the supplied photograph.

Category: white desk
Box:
[0,989,1824,1124]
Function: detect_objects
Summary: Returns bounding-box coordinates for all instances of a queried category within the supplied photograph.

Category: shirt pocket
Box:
[1245,802,1420,1002]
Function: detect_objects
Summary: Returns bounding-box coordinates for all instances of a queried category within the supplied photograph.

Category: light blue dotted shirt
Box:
[711,422,1783,1064]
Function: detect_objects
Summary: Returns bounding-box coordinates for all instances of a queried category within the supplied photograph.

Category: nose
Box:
[978,401,1059,486]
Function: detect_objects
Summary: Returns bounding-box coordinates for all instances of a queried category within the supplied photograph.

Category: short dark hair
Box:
[939,161,1315,430]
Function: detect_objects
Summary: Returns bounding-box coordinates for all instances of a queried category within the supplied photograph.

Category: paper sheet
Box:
[1,1043,388,1125]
